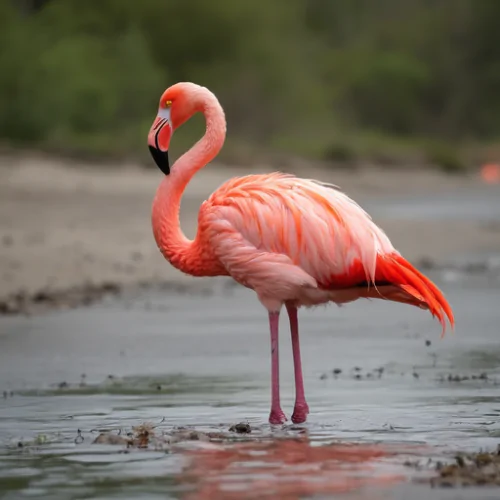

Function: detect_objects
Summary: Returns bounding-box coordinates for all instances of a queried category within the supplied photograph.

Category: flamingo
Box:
[147,82,455,425]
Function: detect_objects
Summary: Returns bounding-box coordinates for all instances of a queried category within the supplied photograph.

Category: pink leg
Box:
[268,311,287,425]
[286,303,309,424]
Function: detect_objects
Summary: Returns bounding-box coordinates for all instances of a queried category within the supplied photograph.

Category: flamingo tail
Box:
[374,253,455,337]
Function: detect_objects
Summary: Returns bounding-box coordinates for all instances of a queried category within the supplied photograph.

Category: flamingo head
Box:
[148,82,202,175]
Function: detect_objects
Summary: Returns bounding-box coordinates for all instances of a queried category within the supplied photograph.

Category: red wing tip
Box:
[439,315,456,339]
[444,322,456,338]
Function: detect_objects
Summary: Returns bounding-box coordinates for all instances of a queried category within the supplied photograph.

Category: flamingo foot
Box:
[291,402,309,424]
[269,408,288,425]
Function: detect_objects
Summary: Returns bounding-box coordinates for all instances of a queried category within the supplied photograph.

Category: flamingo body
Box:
[147,82,455,425]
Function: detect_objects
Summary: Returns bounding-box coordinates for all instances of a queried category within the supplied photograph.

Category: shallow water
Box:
[364,185,500,222]
[1,269,500,499]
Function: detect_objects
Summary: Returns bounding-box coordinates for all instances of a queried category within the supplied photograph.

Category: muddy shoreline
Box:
[1,154,500,317]
[1,254,499,316]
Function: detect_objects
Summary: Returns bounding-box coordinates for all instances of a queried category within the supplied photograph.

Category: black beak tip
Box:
[149,146,170,176]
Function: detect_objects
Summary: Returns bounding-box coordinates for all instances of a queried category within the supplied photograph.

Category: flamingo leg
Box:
[268,311,287,425]
[286,303,309,424]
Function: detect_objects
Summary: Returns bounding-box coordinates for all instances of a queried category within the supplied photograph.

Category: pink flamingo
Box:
[147,82,455,425]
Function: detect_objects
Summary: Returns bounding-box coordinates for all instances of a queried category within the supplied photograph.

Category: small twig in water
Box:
[75,429,84,444]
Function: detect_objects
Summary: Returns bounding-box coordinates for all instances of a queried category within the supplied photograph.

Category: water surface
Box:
[1,270,500,499]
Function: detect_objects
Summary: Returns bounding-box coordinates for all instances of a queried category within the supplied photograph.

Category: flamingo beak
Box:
[148,111,173,176]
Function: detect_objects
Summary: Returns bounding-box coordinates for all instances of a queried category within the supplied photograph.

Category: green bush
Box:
[2,0,500,165]
[323,141,357,165]
[37,29,163,152]
[425,142,467,174]
[0,3,46,142]
[337,50,431,135]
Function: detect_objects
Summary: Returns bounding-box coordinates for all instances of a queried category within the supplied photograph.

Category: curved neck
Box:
[151,92,226,274]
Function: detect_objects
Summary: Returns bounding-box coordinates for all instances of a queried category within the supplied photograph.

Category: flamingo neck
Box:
[151,90,226,275]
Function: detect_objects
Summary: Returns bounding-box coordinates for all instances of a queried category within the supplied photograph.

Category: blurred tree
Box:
[16,0,50,13]
[1,0,500,162]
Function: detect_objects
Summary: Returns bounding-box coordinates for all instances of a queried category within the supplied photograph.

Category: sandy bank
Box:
[1,154,499,313]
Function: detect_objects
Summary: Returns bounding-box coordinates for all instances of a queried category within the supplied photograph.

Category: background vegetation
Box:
[2,0,500,170]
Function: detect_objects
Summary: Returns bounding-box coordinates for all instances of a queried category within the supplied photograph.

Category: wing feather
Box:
[200,172,395,289]
[198,172,454,332]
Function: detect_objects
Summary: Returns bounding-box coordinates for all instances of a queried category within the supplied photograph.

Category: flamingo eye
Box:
[164,100,172,108]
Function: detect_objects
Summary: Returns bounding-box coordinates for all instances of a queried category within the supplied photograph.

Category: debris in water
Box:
[35,434,48,445]
[170,429,211,443]
[132,423,156,448]
[439,372,494,384]
[89,420,319,451]
[93,433,131,446]
[428,448,500,488]
[75,429,84,444]
[229,422,252,434]
[93,422,160,448]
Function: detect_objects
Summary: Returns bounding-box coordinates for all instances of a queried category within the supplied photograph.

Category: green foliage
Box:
[339,51,430,134]
[425,142,467,174]
[323,142,357,165]
[0,2,45,142]
[1,0,500,169]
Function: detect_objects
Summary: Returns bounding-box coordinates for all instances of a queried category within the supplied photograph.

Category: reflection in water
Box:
[180,436,408,500]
